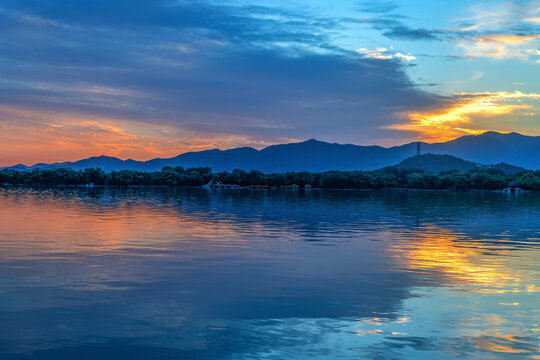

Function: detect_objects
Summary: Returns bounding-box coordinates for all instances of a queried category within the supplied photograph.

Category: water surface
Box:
[0,188,539,359]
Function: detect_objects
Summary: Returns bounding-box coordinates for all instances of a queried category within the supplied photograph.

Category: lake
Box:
[0,188,538,359]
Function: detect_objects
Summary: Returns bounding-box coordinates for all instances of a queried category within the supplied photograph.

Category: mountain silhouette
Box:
[5,131,539,172]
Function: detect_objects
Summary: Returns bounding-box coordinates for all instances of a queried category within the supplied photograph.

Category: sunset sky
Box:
[1,0,539,165]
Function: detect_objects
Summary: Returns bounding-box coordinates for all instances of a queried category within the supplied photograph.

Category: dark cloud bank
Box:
[0,0,446,144]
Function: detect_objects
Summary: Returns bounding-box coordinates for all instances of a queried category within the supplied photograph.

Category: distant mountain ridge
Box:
[4,131,540,172]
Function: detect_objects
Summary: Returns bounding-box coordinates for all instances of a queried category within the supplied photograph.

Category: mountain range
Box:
[5,131,539,173]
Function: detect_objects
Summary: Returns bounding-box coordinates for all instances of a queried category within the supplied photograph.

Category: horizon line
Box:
[1,130,532,168]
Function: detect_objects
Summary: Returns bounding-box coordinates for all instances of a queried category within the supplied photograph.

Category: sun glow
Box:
[389,91,540,142]
[0,105,287,166]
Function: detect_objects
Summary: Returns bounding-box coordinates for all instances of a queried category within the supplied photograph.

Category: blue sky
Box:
[0,0,539,164]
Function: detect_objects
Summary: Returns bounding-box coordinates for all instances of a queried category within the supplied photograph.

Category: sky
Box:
[0,0,539,165]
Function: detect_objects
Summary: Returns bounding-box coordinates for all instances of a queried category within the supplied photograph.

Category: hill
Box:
[395,154,478,173]
[394,154,526,174]
[486,162,527,175]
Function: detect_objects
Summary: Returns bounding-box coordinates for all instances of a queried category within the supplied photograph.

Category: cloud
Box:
[382,25,441,41]
[445,2,540,60]
[475,34,540,45]
[356,48,415,61]
[356,48,393,60]
[394,52,416,61]
[355,17,442,41]
[0,0,442,164]
[524,17,540,23]
[0,49,435,145]
[357,1,399,14]
[353,2,441,41]
[460,1,539,30]
[387,91,540,141]
[355,1,540,63]
[457,33,540,59]
[471,71,485,81]
[3,0,535,165]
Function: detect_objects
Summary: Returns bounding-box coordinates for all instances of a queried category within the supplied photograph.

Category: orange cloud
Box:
[458,33,540,59]
[387,91,540,142]
[475,34,540,44]
[523,17,540,24]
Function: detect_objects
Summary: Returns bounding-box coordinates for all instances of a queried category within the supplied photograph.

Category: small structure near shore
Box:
[202,179,221,188]
[503,181,523,193]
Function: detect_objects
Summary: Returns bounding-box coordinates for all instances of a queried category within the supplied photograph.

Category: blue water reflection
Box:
[0,188,538,359]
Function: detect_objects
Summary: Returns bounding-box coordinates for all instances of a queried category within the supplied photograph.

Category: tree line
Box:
[1,166,540,190]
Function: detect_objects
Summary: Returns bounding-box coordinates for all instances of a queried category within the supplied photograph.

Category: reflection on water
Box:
[0,188,539,359]
[389,225,535,294]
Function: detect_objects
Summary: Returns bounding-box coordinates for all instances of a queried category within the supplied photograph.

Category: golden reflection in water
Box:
[468,334,538,355]
[385,225,540,356]
[388,225,537,294]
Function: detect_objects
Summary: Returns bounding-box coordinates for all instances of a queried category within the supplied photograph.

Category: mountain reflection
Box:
[0,188,539,359]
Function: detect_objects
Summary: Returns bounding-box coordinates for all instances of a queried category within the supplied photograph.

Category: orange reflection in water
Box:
[385,225,540,357]
[0,191,245,261]
[389,225,535,294]
[468,334,539,355]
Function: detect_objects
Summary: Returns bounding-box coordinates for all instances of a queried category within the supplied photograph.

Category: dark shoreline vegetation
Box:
[2,166,540,191]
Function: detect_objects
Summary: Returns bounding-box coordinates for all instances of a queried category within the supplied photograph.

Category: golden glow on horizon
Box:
[0,105,289,166]
[389,91,540,142]
[1,88,539,165]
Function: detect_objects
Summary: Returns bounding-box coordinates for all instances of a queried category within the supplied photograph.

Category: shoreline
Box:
[0,184,528,193]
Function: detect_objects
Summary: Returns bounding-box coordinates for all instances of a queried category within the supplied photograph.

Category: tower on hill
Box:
[416,142,421,156]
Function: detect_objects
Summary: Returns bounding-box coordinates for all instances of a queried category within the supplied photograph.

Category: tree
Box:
[516,172,540,190]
